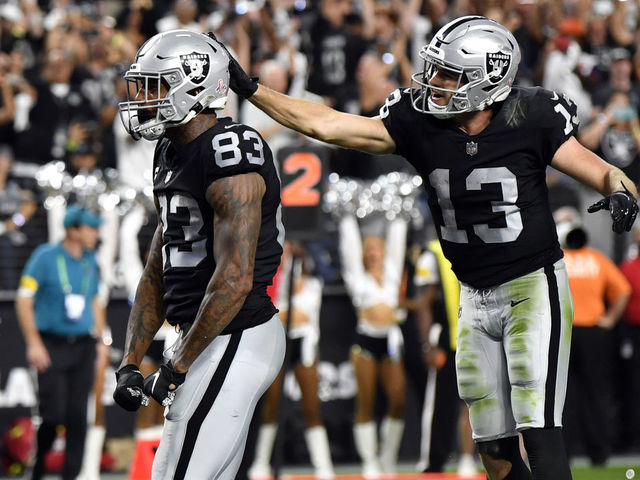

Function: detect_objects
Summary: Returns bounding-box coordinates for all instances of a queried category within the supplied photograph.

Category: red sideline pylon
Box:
[128,437,161,480]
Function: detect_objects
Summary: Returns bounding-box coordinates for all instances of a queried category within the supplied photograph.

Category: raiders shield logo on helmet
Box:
[180,52,210,84]
[486,52,511,85]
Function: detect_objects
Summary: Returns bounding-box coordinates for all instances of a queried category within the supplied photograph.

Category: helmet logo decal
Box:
[486,52,511,85]
[180,52,210,84]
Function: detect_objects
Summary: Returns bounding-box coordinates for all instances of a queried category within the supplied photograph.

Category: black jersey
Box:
[153,117,283,333]
[381,86,579,288]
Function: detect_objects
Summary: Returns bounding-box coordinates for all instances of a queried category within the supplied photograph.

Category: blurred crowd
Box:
[1,0,640,280]
[1,0,640,473]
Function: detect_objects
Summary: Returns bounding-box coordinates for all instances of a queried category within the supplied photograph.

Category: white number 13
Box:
[429,167,523,244]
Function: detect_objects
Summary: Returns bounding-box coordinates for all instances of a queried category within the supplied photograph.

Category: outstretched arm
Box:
[170,172,265,373]
[249,85,396,154]
[119,224,166,367]
[208,32,396,155]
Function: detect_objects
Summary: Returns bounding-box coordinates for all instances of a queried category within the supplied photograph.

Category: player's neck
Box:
[454,108,494,136]
[165,113,219,144]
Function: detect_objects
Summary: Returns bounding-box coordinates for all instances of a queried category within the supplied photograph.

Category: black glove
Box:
[143,362,187,407]
[587,181,639,233]
[114,364,148,412]
[207,31,258,99]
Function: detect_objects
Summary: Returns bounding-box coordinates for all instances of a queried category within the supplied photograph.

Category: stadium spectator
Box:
[415,239,478,476]
[618,225,640,452]
[302,0,373,113]
[155,0,202,33]
[579,90,640,184]
[542,19,593,125]
[13,48,96,165]
[16,203,105,480]
[0,146,37,290]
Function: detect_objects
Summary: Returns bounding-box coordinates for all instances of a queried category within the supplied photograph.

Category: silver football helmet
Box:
[119,29,229,140]
[411,16,521,118]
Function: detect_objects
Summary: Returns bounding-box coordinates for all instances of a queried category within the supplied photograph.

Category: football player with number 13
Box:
[111,30,286,479]
[217,16,639,480]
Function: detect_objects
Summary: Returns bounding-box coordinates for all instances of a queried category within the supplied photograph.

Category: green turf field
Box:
[572,465,638,480]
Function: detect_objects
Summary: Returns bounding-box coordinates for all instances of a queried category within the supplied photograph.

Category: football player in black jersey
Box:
[111,30,286,479]
[217,15,639,480]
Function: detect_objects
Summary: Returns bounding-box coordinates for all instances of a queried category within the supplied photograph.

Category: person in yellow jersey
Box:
[417,239,478,476]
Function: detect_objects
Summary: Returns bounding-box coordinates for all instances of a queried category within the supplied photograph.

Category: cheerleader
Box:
[339,214,408,477]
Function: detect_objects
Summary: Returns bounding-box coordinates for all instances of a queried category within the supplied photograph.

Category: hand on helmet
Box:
[207,32,258,99]
[588,182,639,233]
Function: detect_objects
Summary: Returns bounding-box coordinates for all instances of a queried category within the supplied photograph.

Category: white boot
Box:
[379,417,404,474]
[248,423,277,479]
[457,453,477,477]
[304,426,335,480]
[353,422,381,479]
[76,425,105,480]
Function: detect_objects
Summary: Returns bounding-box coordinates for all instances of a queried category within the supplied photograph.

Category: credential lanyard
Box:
[57,255,89,296]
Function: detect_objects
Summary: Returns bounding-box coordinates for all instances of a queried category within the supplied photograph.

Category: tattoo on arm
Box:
[171,172,266,372]
[121,224,166,366]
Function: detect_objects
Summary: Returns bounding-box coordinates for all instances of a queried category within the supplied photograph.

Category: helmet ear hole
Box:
[187,87,204,97]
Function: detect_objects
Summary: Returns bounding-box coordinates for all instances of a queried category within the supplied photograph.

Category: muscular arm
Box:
[551,136,638,197]
[119,224,166,367]
[170,172,265,373]
[249,84,396,154]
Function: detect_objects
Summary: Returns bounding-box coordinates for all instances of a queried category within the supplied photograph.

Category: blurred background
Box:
[0,0,640,477]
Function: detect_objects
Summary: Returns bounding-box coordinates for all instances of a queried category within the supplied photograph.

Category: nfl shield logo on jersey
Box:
[466,141,478,156]
[486,52,511,85]
[180,52,210,84]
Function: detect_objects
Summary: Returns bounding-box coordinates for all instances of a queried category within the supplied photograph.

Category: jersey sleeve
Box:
[535,88,580,163]
[202,124,272,185]
[19,245,49,295]
[379,88,415,158]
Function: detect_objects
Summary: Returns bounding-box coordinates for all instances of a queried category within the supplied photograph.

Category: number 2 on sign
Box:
[281,153,322,207]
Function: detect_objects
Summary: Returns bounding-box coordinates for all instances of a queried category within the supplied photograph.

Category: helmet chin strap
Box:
[140,123,165,140]
[138,106,200,140]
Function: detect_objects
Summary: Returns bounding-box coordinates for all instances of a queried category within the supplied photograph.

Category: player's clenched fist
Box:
[113,364,147,412]
[143,363,186,407]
